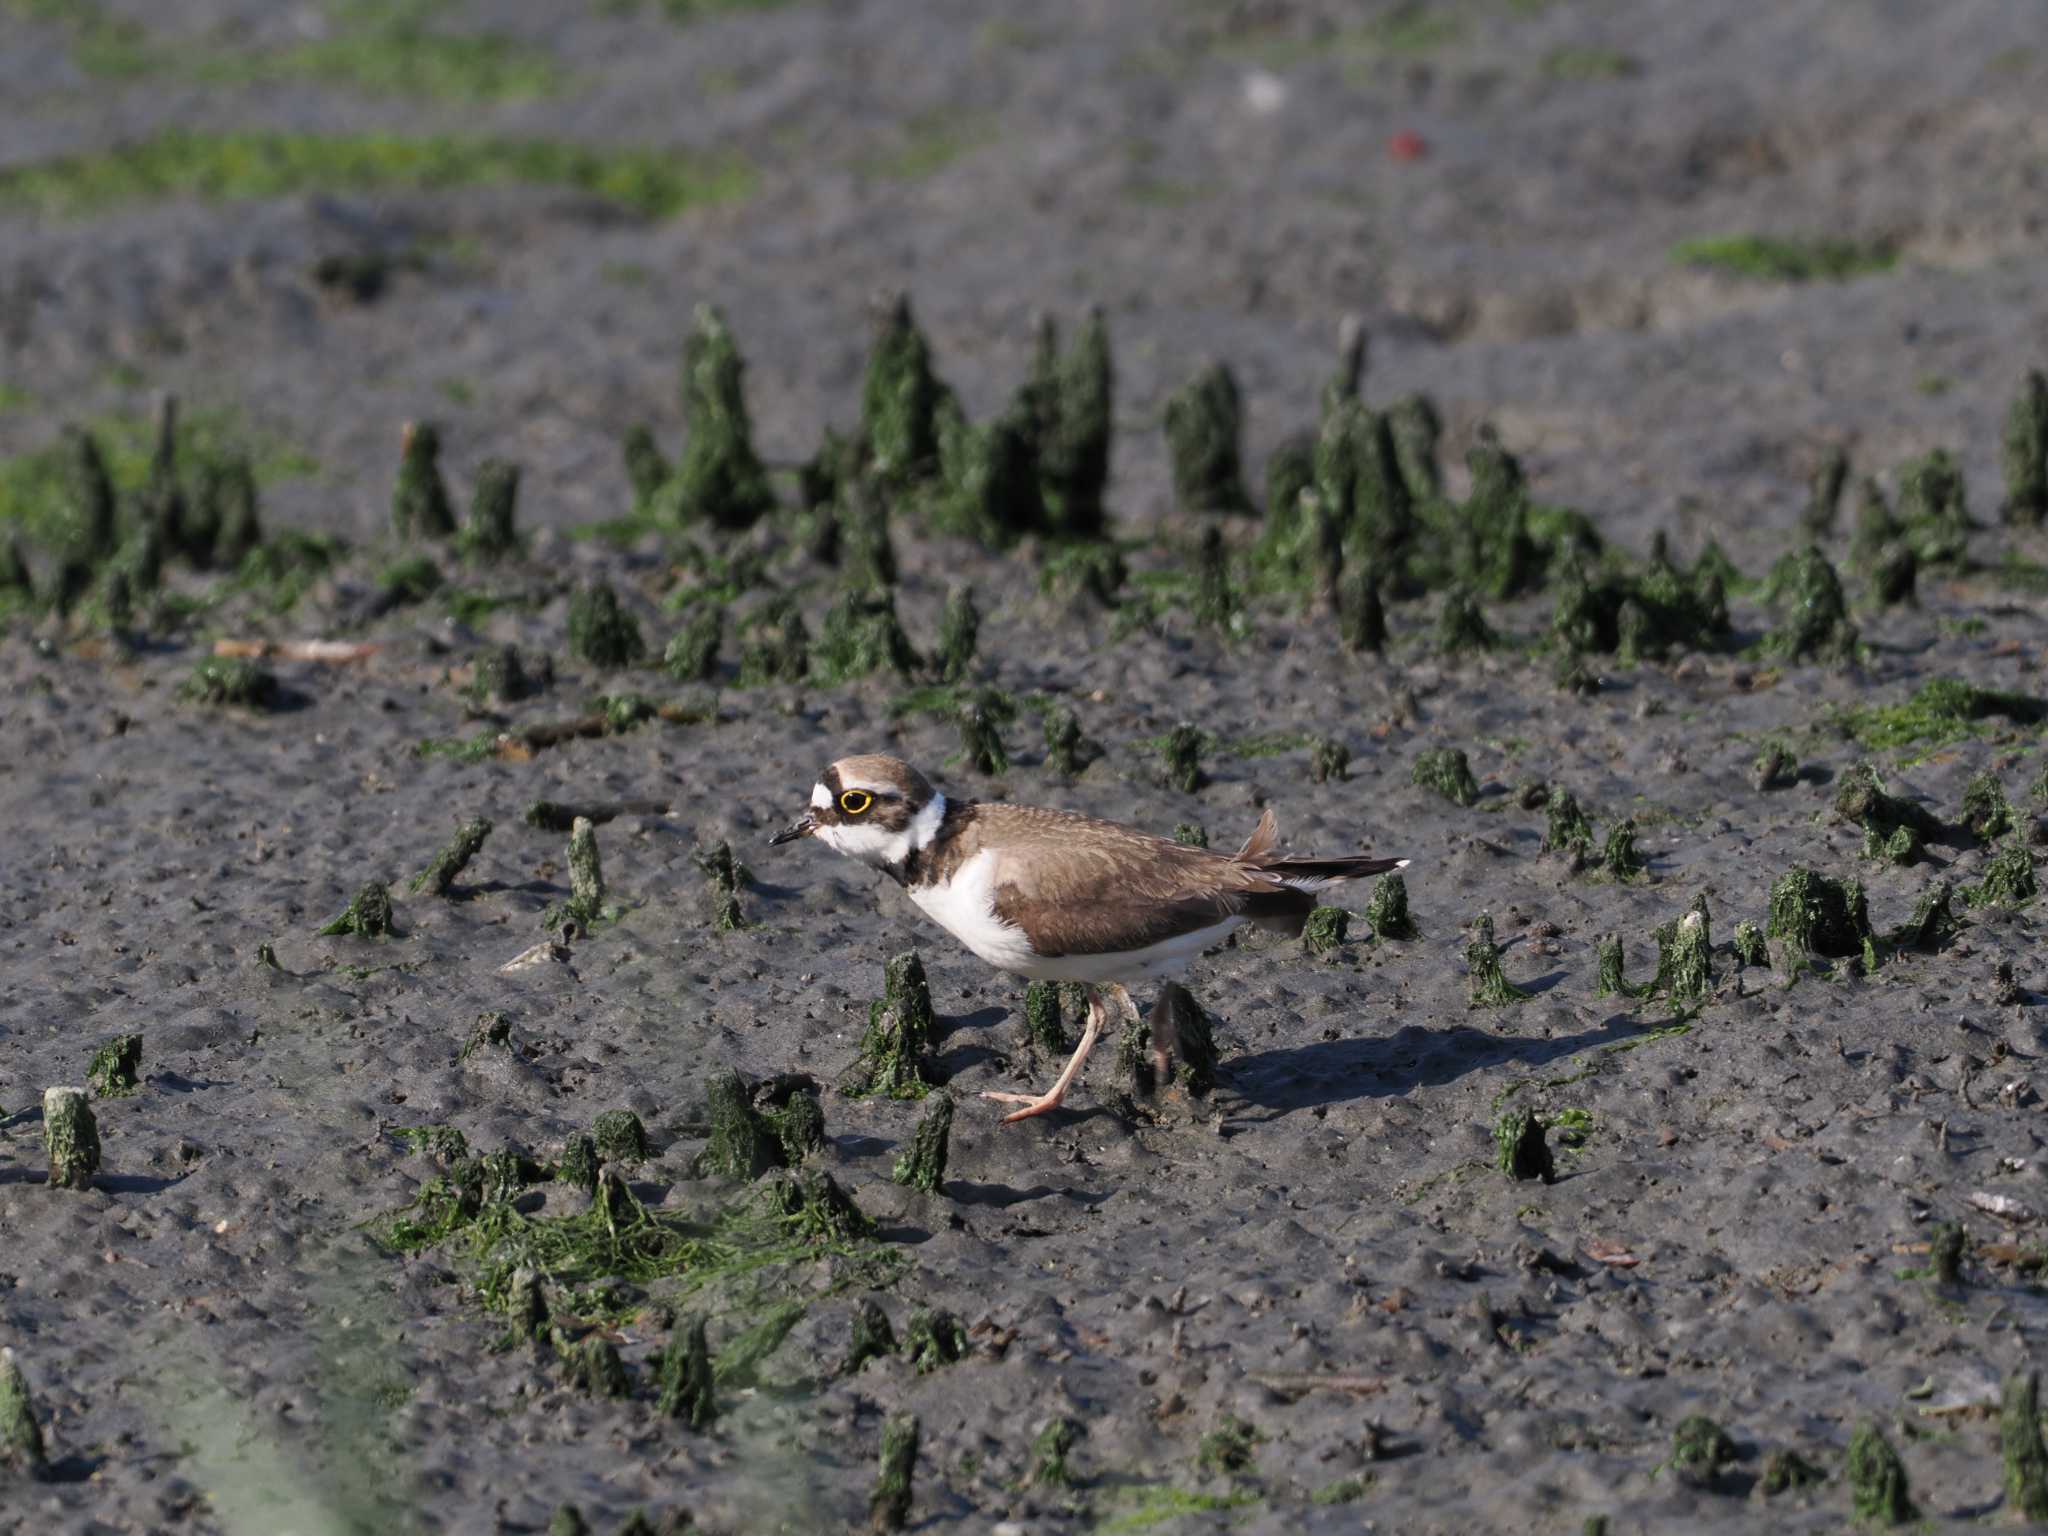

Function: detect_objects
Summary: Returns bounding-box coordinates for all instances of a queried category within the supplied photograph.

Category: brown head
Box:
[769,755,944,872]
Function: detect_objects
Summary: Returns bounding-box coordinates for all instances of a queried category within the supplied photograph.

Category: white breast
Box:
[906,850,1242,984]
[906,850,1040,974]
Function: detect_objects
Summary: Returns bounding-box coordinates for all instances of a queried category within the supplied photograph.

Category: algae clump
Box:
[1412,746,1479,807]
[1467,914,1533,1007]
[891,1093,952,1194]
[670,304,775,529]
[1765,867,1871,965]
[1160,723,1205,794]
[869,1413,920,1531]
[845,952,939,1099]
[1670,1415,1737,1489]
[1366,872,1417,940]
[663,606,723,683]
[567,581,645,670]
[1494,1107,1553,1182]
[87,1033,143,1097]
[1761,545,1857,662]
[655,1315,716,1430]
[1163,361,1251,515]
[391,420,456,541]
[320,881,395,938]
[408,817,492,897]
[1846,1420,1916,1525]
[0,1347,47,1479]
[462,458,520,561]
[43,1086,101,1191]
[904,1308,967,1373]
[2002,1369,2048,1521]
[181,655,278,709]
[1301,906,1349,958]
[1962,841,2036,909]
[1021,980,1068,1055]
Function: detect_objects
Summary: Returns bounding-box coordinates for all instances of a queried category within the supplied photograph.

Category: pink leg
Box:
[982,986,1105,1123]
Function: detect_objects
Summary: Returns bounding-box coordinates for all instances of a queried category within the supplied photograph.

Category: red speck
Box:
[1389,130,1428,162]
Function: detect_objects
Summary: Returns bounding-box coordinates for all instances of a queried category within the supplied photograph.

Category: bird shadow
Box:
[1223,1013,1659,1117]
[942,1181,1113,1210]
[936,1006,1009,1043]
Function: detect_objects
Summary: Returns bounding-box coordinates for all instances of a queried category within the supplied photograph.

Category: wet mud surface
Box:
[4,2,2048,1532]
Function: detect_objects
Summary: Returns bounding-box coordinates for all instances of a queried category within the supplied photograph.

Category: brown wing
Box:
[976,804,1301,957]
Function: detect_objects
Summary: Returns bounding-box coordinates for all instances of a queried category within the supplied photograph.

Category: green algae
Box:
[408,817,491,897]
[1670,1415,1736,1489]
[567,581,646,670]
[1732,920,1768,968]
[813,588,919,683]
[1671,234,1896,282]
[904,1308,967,1373]
[382,1140,898,1334]
[1759,1448,1826,1497]
[1160,722,1205,794]
[1960,771,2015,842]
[655,1315,716,1429]
[846,952,939,1099]
[1034,308,1114,538]
[1766,867,1871,965]
[87,1032,143,1098]
[1163,362,1252,514]
[2004,370,2048,526]
[1962,841,2036,909]
[1494,1107,1553,1182]
[1837,676,2048,753]
[1846,1420,1915,1525]
[843,1297,897,1375]
[1599,819,1645,881]
[1467,913,1534,1007]
[1367,872,1416,939]
[934,585,980,682]
[891,1093,952,1193]
[862,293,950,483]
[179,659,278,712]
[2003,1370,2048,1520]
[869,1413,920,1530]
[1042,704,1091,776]
[320,882,396,938]
[662,304,775,529]
[1543,790,1594,856]
[43,1086,101,1191]
[0,1347,46,1478]
[1760,545,1858,662]
[956,687,1013,775]
[0,131,752,220]
[1196,1414,1261,1475]
[1833,763,1941,864]
[1411,746,1479,807]
[1098,1487,1258,1534]
[1031,1416,1083,1488]
[462,458,520,561]
[1302,906,1349,958]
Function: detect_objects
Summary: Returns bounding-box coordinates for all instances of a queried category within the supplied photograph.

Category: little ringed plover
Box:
[771,754,1408,1122]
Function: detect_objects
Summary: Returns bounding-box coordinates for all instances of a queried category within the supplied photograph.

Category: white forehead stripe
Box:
[811,782,832,809]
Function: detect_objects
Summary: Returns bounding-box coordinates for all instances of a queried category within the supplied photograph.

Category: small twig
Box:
[213,638,380,663]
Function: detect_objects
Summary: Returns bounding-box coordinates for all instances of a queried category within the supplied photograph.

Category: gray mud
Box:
[4,2,2048,1533]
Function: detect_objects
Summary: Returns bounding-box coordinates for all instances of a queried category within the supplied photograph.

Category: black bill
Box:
[768,812,817,846]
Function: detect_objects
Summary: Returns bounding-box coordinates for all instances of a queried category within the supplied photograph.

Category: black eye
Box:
[839,789,873,815]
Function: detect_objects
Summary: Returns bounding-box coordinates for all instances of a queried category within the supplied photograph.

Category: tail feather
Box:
[1258,853,1410,891]
[1229,809,1408,891]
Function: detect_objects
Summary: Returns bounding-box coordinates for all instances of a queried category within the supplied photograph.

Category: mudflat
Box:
[4,3,2048,1532]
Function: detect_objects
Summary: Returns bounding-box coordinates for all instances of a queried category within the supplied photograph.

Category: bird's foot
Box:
[980,1088,1069,1123]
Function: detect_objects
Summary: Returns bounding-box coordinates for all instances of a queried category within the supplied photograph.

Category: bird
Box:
[769,754,1408,1122]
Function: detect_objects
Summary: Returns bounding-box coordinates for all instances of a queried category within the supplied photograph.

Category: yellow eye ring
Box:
[838,789,873,815]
